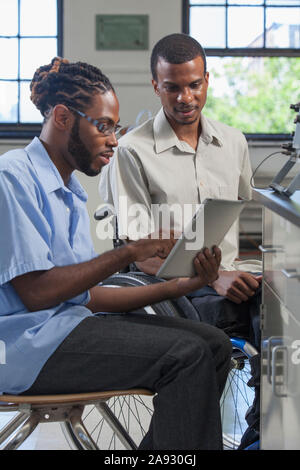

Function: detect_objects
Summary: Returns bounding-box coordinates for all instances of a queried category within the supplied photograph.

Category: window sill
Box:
[0,125,42,140]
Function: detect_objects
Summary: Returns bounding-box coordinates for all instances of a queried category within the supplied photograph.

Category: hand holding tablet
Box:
[156,199,246,279]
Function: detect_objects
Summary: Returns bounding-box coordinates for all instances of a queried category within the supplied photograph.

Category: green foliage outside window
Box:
[205,57,300,134]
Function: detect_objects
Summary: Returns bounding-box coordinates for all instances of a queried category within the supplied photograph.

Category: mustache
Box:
[175,105,198,112]
[96,151,114,159]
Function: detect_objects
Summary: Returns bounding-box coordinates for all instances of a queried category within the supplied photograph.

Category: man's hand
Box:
[171,246,222,297]
[128,233,177,263]
[132,229,181,275]
[87,246,222,314]
[210,270,262,304]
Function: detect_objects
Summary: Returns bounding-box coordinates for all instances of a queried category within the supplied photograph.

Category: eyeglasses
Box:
[69,106,121,136]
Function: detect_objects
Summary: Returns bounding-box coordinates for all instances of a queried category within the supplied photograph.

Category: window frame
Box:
[0,0,63,139]
[182,0,300,140]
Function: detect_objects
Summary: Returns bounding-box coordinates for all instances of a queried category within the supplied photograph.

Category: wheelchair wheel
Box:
[96,272,199,320]
[221,338,258,450]
[61,273,258,450]
[61,393,154,450]
[98,272,182,317]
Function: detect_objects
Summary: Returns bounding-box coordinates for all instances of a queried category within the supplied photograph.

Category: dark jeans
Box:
[186,285,261,350]
[186,285,262,448]
[23,313,232,450]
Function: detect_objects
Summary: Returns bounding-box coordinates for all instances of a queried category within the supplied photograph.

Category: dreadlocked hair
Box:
[30,57,114,118]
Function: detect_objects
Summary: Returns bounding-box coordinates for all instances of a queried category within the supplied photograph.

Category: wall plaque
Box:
[96,14,149,50]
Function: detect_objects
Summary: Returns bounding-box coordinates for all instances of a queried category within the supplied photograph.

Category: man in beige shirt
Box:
[99,33,262,304]
[100,33,262,449]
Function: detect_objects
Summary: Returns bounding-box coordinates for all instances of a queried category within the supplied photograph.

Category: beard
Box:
[67,117,99,177]
[173,106,200,126]
[174,116,199,126]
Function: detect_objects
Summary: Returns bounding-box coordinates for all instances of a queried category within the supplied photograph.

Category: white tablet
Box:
[156,198,246,279]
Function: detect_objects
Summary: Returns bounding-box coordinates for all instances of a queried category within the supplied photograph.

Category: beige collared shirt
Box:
[99,108,261,272]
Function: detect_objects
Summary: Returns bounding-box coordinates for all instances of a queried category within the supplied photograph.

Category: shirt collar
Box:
[25,137,88,201]
[200,113,223,147]
[153,107,223,154]
[153,108,185,154]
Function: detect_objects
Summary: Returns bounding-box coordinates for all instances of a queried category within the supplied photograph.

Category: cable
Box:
[250,151,284,190]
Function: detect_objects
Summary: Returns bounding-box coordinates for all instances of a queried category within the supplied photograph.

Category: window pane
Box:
[0,0,18,36]
[228,0,263,4]
[266,1,300,5]
[228,7,264,47]
[0,39,18,79]
[266,7,300,48]
[190,1,225,4]
[190,7,225,47]
[20,0,57,36]
[205,56,299,134]
[0,81,18,122]
[20,38,57,79]
[19,81,43,123]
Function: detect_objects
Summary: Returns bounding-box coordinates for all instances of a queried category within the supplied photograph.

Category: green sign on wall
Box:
[96,14,149,50]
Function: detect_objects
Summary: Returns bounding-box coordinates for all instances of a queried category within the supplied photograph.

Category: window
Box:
[183,0,300,137]
[0,0,62,138]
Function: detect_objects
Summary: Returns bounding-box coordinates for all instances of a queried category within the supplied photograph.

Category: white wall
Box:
[63,0,181,127]
[0,0,295,254]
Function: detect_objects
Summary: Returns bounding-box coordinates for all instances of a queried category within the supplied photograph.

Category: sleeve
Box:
[0,169,55,285]
[238,135,253,200]
[99,146,154,240]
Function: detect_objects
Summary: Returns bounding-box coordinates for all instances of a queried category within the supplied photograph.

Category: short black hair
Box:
[151,33,207,81]
[30,57,114,118]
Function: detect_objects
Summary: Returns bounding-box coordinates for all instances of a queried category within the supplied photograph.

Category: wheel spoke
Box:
[221,356,255,449]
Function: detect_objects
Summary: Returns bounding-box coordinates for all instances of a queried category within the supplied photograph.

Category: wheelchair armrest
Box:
[94,206,114,221]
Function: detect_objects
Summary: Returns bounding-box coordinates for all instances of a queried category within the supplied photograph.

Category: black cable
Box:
[250,151,284,190]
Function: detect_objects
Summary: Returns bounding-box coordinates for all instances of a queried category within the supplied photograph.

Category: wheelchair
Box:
[88,209,259,450]
[0,215,259,451]
[61,272,258,451]
[0,271,258,451]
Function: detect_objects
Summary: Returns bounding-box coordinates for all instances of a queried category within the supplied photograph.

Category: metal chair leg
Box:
[0,412,28,447]
[2,412,40,450]
[68,407,98,450]
[96,402,137,450]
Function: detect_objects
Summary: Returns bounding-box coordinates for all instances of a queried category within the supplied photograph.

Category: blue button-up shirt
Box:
[0,137,97,394]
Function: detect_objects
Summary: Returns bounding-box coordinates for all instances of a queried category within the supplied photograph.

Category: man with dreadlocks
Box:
[0,57,232,450]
